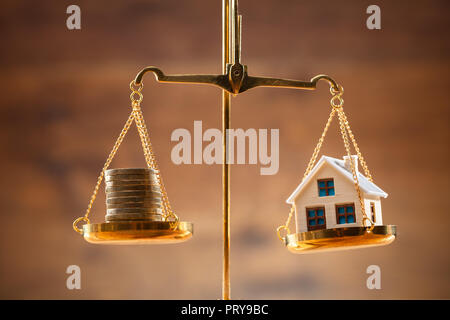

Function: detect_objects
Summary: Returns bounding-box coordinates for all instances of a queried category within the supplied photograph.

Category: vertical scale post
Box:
[222,0,231,300]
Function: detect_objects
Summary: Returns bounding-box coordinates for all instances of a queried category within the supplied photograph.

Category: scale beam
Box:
[133,0,339,95]
[134,65,340,95]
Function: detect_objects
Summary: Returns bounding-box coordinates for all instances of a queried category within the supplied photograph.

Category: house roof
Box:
[286,155,388,204]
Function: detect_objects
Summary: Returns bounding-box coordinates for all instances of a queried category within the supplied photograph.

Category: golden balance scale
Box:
[72,0,396,300]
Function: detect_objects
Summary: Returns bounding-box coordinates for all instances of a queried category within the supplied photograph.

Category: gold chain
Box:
[276,204,296,241]
[132,102,179,227]
[73,80,178,234]
[302,108,336,182]
[130,81,179,227]
[339,111,373,182]
[336,104,374,230]
[277,92,337,241]
[72,109,135,234]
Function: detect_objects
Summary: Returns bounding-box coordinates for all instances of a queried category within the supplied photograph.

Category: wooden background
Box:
[0,0,448,299]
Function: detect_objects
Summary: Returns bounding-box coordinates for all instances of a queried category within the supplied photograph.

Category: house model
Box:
[286,155,387,233]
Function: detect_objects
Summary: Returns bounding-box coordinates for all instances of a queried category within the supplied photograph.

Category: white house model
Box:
[286,155,388,233]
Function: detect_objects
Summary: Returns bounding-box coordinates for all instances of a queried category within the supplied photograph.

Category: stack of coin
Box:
[104,168,164,222]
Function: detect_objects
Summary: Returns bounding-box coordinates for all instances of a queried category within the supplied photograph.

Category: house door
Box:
[306,207,326,231]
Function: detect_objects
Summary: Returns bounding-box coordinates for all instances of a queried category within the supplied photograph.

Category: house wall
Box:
[364,196,383,225]
[293,162,371,233]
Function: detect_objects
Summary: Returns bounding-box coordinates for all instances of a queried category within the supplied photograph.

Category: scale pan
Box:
[285,225,396,254]
[82,221,193,245]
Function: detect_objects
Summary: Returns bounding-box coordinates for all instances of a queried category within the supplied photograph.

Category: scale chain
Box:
[72,109,135,234]
[337,106,374,230]
[277,96,337,241]
[276,204,296,241]
[132,102,179,227]
[72,80,178,234]
[127,80,179,226]
[302,108,336,182]
[340,111,373,182]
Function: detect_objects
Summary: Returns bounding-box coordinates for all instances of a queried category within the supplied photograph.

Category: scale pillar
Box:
[222,0,232,301]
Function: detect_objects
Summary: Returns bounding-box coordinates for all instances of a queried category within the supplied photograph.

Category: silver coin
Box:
[106,202,163,209]
[105,190,162,197]
[105,213,164,222]
[105,185,162,193]
[106,190,162,198]
[105,174,159,182]
[105,180,158,187]
[107,208,164,215]
[104,172,159,179]
[106,197,162,205]
[106,195,162,203]
[105,168,159,176]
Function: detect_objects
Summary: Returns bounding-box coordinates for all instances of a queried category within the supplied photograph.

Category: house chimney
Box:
[343,155,358,173]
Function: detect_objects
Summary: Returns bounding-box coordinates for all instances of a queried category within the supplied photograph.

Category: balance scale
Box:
[72,0,396,300]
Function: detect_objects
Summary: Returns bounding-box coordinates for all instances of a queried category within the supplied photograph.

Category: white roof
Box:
[286,155,388,204]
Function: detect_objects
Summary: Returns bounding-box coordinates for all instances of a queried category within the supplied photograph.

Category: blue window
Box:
[318,179,335,197]
[306,207,327,231]
[336,203,356,224]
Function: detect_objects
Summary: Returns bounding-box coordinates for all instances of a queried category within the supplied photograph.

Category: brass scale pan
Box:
[284,225,397,254]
